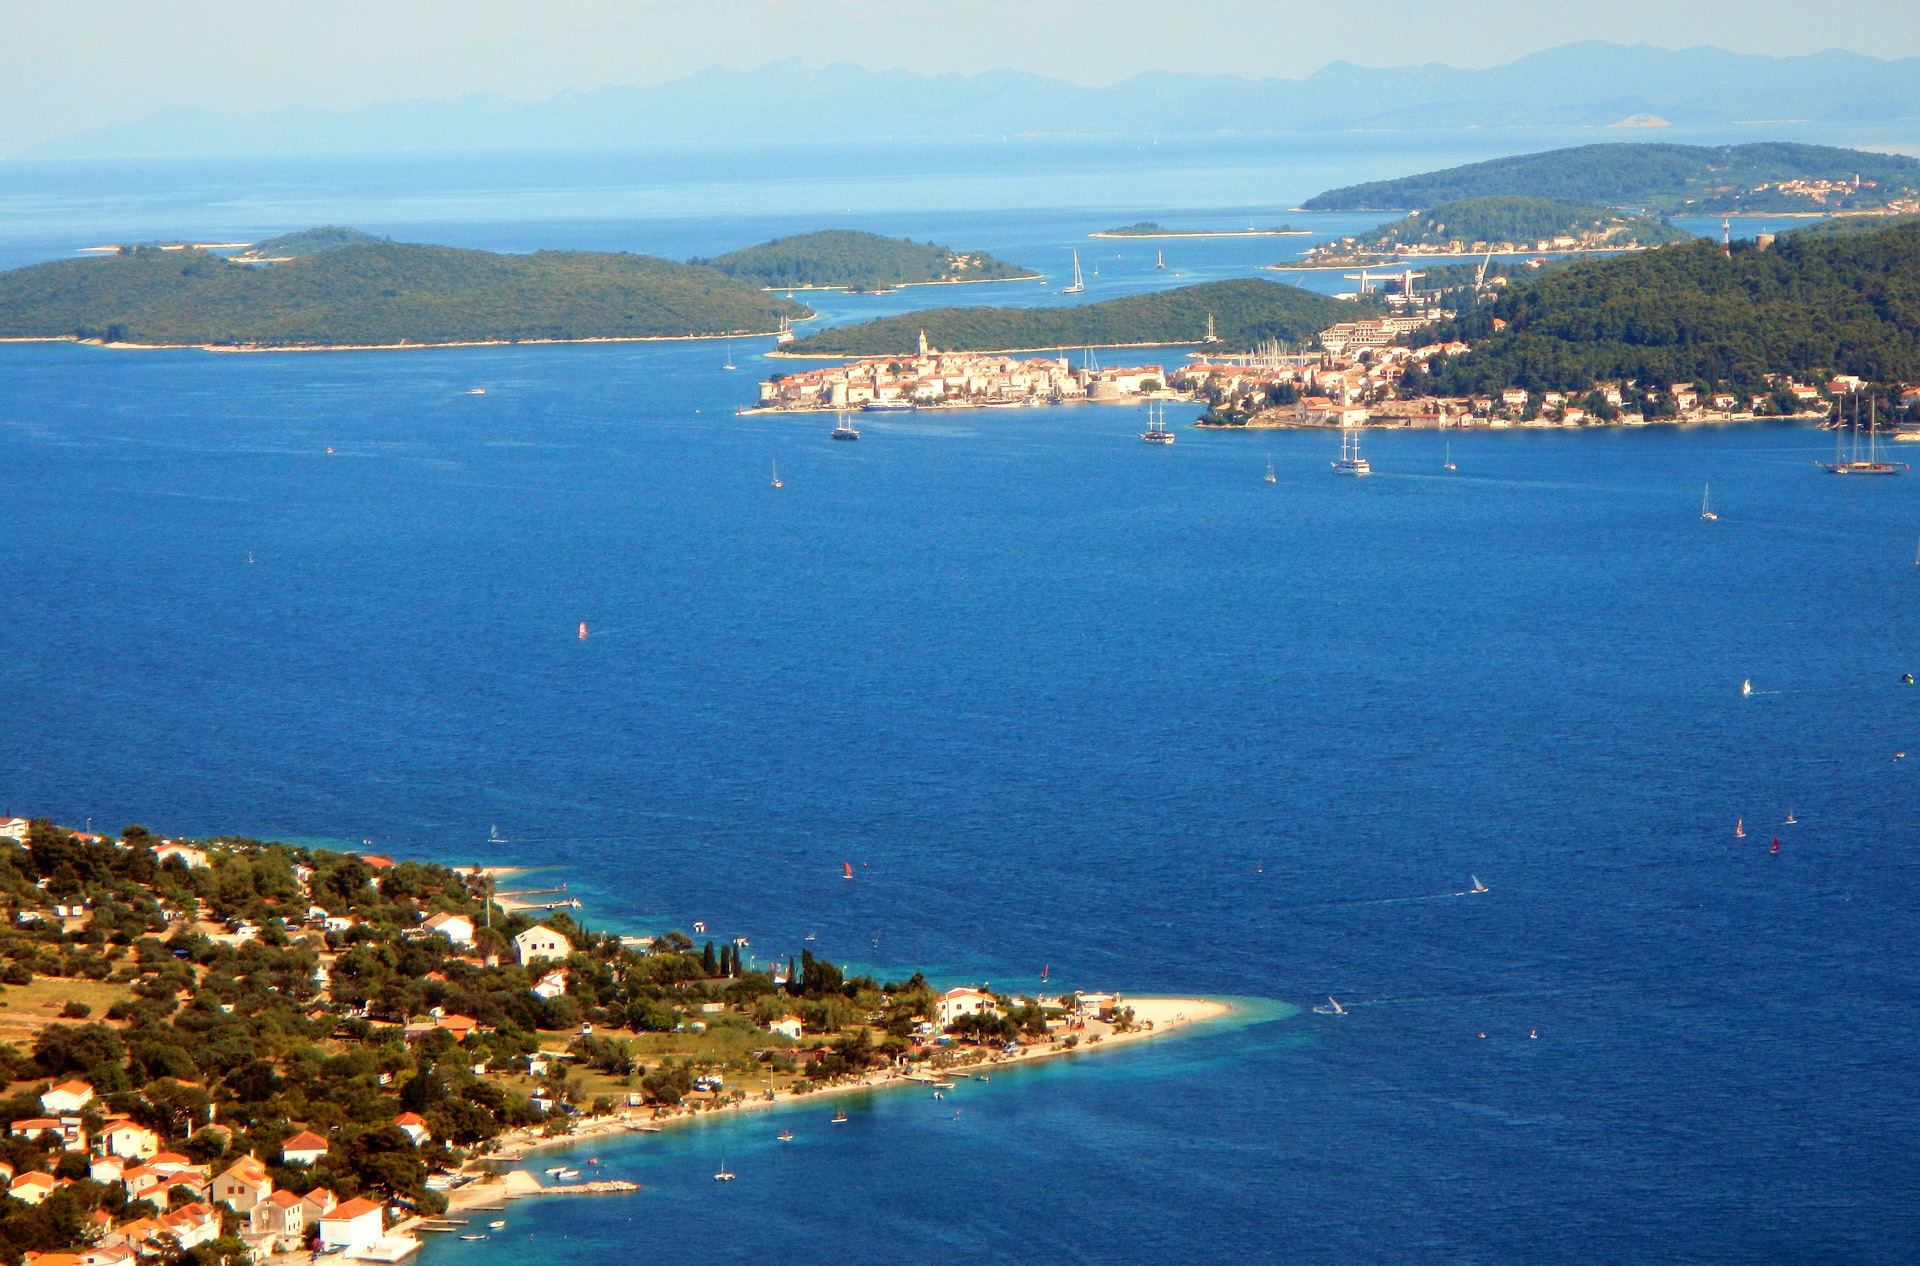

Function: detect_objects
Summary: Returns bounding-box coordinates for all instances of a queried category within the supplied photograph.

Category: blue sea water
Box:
[5,134,1920,1261]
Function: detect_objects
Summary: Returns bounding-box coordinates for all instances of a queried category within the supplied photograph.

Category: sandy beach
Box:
[431,995,1235,1213]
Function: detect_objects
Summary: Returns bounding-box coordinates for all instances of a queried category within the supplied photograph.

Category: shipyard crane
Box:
[1473,244,1496,291]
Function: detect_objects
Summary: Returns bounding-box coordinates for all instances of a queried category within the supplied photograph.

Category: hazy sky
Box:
[5,0,1918,146]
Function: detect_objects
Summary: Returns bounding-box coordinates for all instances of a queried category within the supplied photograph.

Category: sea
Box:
[4,123,1920,1263]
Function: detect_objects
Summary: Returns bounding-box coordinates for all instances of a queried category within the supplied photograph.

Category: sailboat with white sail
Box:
[1700,483,1717,520]
[1063,251,1085,295]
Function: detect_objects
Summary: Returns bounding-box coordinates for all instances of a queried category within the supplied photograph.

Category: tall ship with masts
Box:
[1332,427,1371,475]
[1821,394,1903,474]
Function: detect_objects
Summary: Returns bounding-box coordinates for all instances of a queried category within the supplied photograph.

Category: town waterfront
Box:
[4,137,1920,1262]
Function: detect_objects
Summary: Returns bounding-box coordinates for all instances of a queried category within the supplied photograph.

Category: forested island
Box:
[1091,223,1300,238]
[1413,219,1920,394]
[692,229,1036,291]
[0,233,811,349]
[1293,197,1688,265]
[1304,142,1920,216]
[778,278,1348,356]
[0,814,1215,1266]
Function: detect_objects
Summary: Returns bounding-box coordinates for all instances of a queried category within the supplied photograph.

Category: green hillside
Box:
[235,225,387,259]
[0,236,811,347]
[1416,220,1920,394]
[1344,197,1689,251]
[779,279,1348,356]
[1305,143,1920,215]
[695,229,1036,290]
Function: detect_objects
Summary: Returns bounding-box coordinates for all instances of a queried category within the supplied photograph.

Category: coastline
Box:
[759,275,1039,293]
[0,330,800,354]
[1089,230,1303,239]
[439,995,1236,1206]
[768,338,1200,361]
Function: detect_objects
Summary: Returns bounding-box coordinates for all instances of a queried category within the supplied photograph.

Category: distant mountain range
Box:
[16,43,1920,161]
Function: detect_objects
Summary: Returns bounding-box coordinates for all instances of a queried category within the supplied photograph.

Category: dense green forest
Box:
[1305,143,1920,214]
[1781,212,1920,240]
[779,279,1349,356]
[0,236,811,347]
[1344,197,1688,249]
[1414,221,1920,395]
[694,229,1036,290]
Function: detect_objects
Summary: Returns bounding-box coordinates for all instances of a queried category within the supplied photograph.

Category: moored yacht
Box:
[1332,427,1371,475]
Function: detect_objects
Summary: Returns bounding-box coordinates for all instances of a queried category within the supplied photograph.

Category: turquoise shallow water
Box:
[5,138,1920,1260]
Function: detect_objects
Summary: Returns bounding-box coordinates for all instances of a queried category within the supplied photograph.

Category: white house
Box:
[421,912,474,947]
[152,842,209,870]
[8,1171,57,1205]
[392,1113,429,1146]
[513,925,569,967]
[281,1130,330,1166]
[249,1190,306,1252]
[935,987,1001,1030]
[768,1017,803,1041]
[40,1080,94,1113]
[318,1196,384,1250]
[0,819,30,843]
[99,1120,159,1160]
[531,969,567,1001]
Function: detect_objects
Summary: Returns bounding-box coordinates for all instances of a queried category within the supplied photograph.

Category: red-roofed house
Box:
[212,1156,271,1211]
[392,1113,428,1146]
[318,1197,384,1250]
[40,1081,94,1113]
[8,1171,58,1205]
[301,1188,338,1223]
[157,1203,220,1249]
[435,1014,478,1041]
[100,1120,159,1160]
[358,855,396,870]
[249,1190,306,1251]
[281,1130,330,1166]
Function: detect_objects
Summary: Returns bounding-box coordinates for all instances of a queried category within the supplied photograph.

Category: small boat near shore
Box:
[488,1221,506,1230]
[832,1109,849,1123]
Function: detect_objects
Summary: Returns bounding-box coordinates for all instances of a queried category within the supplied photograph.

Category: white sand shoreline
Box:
[442,995,1235,1207]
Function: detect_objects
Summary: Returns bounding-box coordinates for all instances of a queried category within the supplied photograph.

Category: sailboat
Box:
[723,338,736,371]
[488,825,508,843]
[1141,401,1174,443]
[714,1157,735,1182]
[777,1130,793,1142]
[770,461,783,488]
[1735,819,1745,838]
[1700,483,1718,520]
[1313,996,1348,1015]
[831,411,860,441]
[1470,876,1489,893]
[1332,427,1371,475]
[577,622,589,641]
[1063,251,1085,294]
[832,1108,849,1123]
[1741,679,1753,696]
[775,316,795,345]
[1783,810,1797,824]
[1264,456,1277,483]
[843,862,854,880]
[1443,442,1456,472]
[1822,393,1901,473]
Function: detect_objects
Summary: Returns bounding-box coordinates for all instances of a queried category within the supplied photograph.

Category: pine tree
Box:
[701,941,717,976]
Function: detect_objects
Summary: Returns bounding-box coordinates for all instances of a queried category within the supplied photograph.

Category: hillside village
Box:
[0,817,1134,1266]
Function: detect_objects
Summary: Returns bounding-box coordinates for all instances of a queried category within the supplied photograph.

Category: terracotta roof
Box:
[50,1080,93,1096]
[325,1197,383,1220]
[268,1190,303,1208]
[282,1130,329,1153]
[392,1112,426,1126]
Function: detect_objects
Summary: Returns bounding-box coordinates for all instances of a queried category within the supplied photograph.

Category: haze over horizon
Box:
[5,0,1920,154]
